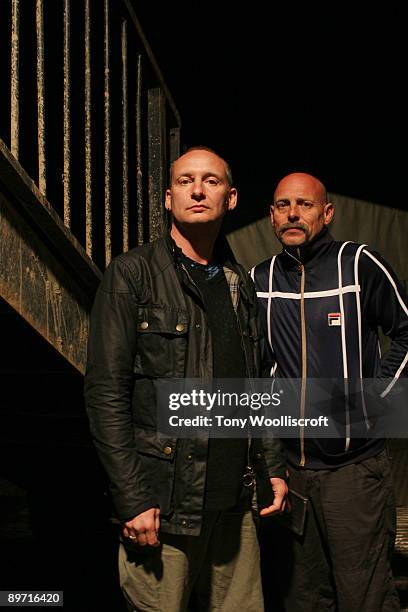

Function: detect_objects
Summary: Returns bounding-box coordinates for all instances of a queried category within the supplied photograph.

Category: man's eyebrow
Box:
[176,171,225,180]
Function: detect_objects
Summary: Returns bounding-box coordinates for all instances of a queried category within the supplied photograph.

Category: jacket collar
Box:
[164,232,253,306]
[164,231,239,273]
[281,227,334,268]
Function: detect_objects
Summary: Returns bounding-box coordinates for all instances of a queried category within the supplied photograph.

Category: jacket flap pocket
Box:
[133,427,177,461]
[137,305,188,335]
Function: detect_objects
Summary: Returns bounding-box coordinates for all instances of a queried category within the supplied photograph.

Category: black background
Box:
[135,3,406,232]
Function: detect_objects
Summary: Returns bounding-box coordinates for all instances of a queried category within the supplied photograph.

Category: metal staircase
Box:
[0,2,180,609]
[0,0,181,372]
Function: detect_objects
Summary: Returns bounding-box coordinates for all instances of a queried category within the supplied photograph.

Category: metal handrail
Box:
[3,0,181,272]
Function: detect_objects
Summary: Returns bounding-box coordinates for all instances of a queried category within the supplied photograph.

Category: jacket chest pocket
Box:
[134,305,188,378]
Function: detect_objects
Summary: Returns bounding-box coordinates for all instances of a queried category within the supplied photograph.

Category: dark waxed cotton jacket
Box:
[85,235,286,536]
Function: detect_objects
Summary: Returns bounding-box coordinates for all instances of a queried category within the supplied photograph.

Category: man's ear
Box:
[165,189,172,211]
[227,187,238,211]
[324,202,334,226]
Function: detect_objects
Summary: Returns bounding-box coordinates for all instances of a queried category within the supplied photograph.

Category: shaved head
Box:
[170,146,233,187]
[271,172,333,246]
[274,173,327,204]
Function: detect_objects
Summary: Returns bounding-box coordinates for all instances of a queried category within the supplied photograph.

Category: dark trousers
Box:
[261,450,400,612]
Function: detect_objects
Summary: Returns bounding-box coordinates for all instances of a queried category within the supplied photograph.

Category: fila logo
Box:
[328,313,341,327]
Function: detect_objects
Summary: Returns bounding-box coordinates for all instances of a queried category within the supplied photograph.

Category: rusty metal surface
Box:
[0,192,89,373]
[121,19,129,252]
[148,88,166,241]
[0,140,101,298]
[84,0,93,258]
[136,53,143,247]
[1,1,183,370]
[36,0,46,195]
[10,0,20,160]
[104,0,112,266]
[63,0,71,228]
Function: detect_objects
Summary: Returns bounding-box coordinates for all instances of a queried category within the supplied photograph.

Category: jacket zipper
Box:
[298,251,307,467]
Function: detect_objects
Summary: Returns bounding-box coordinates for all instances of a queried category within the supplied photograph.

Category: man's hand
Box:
[122,507,160,546]
[259,477,288,517]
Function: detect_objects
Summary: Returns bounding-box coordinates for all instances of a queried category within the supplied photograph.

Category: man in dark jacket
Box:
[252,172,406,611]
[85,147,287,611]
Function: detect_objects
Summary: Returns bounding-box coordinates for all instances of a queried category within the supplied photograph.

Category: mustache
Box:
[279,222,309,233]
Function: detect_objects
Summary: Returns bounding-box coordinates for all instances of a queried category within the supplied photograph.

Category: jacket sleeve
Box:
[243,268,287,480]
[260,438,287,480]
[360,248,408,394]
[84,256,156,521]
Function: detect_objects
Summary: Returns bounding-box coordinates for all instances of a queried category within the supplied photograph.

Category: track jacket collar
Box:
[281,227,334,268]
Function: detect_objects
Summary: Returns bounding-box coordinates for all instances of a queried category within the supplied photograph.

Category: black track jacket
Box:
[251,229,408,469]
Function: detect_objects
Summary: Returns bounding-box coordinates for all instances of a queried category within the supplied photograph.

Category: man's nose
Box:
[191,181,205,201]
[288,203,300,221]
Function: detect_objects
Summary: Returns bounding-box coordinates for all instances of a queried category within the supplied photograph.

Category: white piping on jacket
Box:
[256,285,360,300]
[363,250,408,398]
[338,242,352,451]
[354,244,370,429]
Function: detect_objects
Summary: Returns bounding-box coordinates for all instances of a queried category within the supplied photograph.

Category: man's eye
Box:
[301,201,313,209]
[179,178,192,185]
[275,201,288,210]
[205,178,219,185]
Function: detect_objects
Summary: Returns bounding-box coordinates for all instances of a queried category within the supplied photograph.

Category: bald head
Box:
[274,173,327,204]
[271,172,333,247]
[170,146,233,187]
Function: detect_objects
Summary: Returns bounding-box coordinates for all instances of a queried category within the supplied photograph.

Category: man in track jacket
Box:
[85,147,287,612]
[251,172,407,612]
